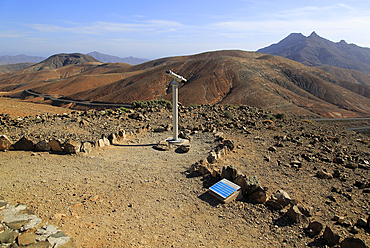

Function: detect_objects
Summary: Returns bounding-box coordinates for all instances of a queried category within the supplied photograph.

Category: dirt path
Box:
[1,130,311,248]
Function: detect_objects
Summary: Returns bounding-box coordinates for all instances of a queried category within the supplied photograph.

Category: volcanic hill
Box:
[1,50,370,118]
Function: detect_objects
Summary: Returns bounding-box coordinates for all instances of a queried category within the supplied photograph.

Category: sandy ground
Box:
[0,95,72,117]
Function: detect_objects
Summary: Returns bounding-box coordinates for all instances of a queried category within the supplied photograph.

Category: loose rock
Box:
[0,134,12,150]
[323,225,341,245]
[340,237,369,248]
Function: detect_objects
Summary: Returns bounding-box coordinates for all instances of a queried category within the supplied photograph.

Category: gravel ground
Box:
[1,97,370,247]
[0,129,317,248]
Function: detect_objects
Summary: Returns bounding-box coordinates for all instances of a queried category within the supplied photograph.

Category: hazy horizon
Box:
[1,0,370,60]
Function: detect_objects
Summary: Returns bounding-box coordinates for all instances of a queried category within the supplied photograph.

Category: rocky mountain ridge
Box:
[0,54,45,65]
[258,31,370,75]
[87,51,148,65]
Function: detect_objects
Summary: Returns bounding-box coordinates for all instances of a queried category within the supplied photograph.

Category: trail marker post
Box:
[166,70,187,144]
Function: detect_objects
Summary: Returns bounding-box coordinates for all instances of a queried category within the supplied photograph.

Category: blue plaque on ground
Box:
[209,178,241,203]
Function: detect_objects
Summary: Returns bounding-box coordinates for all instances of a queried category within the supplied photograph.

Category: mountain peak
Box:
[256,33,305,55]
[26,53,101,72]
[309,31,318,37]
[257,32,370,75]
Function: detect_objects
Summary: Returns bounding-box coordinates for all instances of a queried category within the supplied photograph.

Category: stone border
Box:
[0,198,76,247]
[0,129,127,154]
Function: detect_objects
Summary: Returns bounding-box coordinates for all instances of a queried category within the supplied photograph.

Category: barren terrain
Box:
[1,97,370,247]
[2,51,370,118]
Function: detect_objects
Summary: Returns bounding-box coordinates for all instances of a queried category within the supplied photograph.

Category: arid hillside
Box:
[1,50,370,118]
[0,63,34,74]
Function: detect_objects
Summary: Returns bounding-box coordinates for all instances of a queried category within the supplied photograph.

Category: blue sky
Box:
[1,0,369,59]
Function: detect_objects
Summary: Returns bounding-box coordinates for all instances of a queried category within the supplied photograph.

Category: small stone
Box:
[214,132,224,141]
[14,136,34,151]
[0,229,18,244]
[153,140,173,151]
[36,225,59,236]
[221,165,238,181]
[118,129,126,139]
[334,157,345,164]
[223,139,234,151]
[290,160,302,167]
[48,139,63,152]
[249,187,267,204]
[102,135,110,146]
[333,170,341,178]
[178,144,190,153]
[307,220,324,236]
[96,139,105,148]
[63,140,81,154]
[6,219,31,230]
[207,151,218,164]
[340,237,368,248]
[341,220,352,227]
[265,199,283,210]
[317,170,333,179]
[357,218,367,228]
[349,226,359,234]
[18,232,36,246]
[154,126,166,132]
[234,175,246,195]
[47,232,70,248]
[272,190,291,207]
[245,175,260,196]
[345,162,358,169]
[323,226,341,245]
[108,133,119,145]
[342,192,352,200]
[264,155,271,162]
[298,205,313,217]
[0,135,12,151]
[286,205,309,227]
[333,215,344,222]
[327,195,337,202]
[35,140,51,151]
[81,142,93,154]
[268,146,277,152]
[52,213,66,220]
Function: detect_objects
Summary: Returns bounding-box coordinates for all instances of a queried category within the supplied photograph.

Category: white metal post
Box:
[166,70,186,144]
[172,79,179,142]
